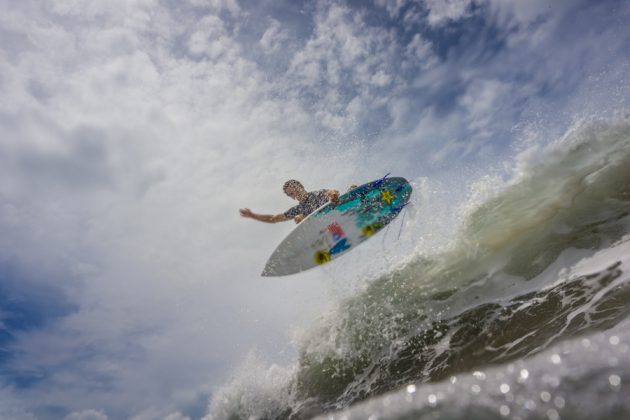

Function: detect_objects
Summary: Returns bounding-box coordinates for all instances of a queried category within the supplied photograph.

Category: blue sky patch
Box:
[0,262,77,388]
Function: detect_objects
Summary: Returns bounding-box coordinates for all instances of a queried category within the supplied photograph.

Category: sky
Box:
[0,0,629,418]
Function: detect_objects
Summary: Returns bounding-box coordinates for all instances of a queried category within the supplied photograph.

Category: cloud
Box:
[372,0,409,18]
[188,0,240,16]
[259,19,290,54]
[280,1,438,135]
[458,79,511,132]
[372,0,475,28]
[0,0,323,417]
[64,409,108,420]
[425,0,473,26]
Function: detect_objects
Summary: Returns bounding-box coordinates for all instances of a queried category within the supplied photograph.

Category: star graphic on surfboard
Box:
[381,190,394,204]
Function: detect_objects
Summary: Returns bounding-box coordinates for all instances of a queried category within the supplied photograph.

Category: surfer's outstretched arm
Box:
[239,208,288,223]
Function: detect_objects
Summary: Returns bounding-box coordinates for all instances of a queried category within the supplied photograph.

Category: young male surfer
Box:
[239,180,341,224]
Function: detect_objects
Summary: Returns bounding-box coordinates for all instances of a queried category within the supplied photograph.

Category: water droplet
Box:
[428,394,437,405]
[547,408,559,420]
[543,374,560,387]
[473,371,486,380]
[551,354,561,364]
[554,396,565,409]
[609,374,621,387]
[499,405,510,416]
[500,384,510,394]
[450,376,457,384]
[406,384,416,394]
[581,338,591,347]
[520,369,529,380]
[471,384,481,393]
[540,391,551,402]
[609,335,620,345]
[525,400,537,410]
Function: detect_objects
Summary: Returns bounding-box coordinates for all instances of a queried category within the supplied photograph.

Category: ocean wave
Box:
[209,115,630,419]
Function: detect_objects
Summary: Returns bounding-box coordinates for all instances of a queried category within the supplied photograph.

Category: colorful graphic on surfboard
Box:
[262,175,413,276]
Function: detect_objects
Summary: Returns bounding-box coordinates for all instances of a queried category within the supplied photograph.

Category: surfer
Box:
[239,180,341,224]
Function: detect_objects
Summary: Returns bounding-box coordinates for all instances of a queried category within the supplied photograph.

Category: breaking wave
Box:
[209,115,630,419]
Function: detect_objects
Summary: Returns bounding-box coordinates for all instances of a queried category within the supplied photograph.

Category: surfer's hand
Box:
[327,189,339,204]
[239,208,253,218]
[294,214,305,224]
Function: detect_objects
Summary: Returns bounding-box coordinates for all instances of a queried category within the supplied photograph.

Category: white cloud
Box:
[188,0,240,16]
[373,0,409,18]
[458,79,511,132]
[0,0,339,417]
[64,410,108,420]
[187,15,229,58]
[283,1,437,134]
[404,33,438,71]
[163,413,191,420]
[373,0,476,28]
[487,0,574,26]
[259,19,290,54]
[425,0,473,26]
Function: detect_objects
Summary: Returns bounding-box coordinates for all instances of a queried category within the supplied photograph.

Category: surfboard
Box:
[262,175,413,276]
